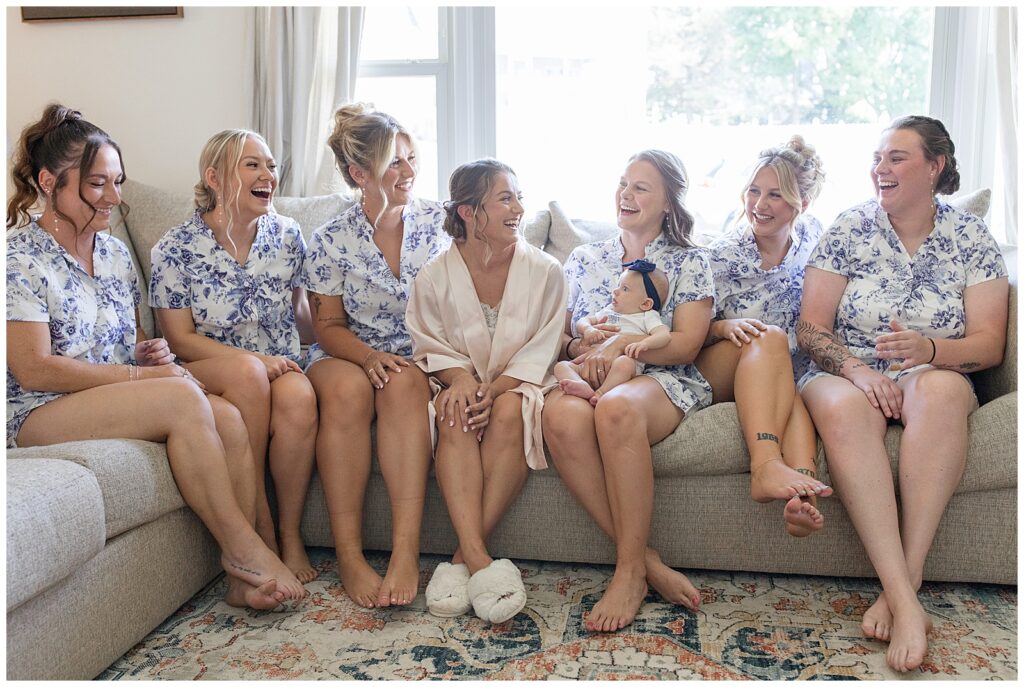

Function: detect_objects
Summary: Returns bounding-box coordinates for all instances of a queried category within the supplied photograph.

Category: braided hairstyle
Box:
[7,103,127,230]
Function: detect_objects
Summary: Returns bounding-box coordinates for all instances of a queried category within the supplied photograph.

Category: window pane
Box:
[360,7,439,62]
[496,7,933,235]
[353,76,439,201]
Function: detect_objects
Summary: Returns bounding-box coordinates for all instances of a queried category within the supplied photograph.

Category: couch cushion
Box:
[521,209,550,250]
[947,187,991,219]
[9,439,185,540]
[972,277,1017,404]
[7,458,106,610]
[274,193,354,243]
[545,201,618,263]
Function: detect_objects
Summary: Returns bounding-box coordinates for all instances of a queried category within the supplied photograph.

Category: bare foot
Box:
[886,596,932,672]
[378,550,420,607]
[280,535,317,584]
[862,591,894,641]
[338,552,384,608]
[750,458,832,503]
[589,390,604,407]
[220,546,306,601]
[783,495,824,537]
[225,576,285,610]
[586,565,648,632]
[644,548,700,610]
[863,591,931,643]
[559,378,595,401]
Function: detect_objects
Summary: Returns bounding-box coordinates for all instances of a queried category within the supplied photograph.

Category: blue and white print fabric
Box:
[6,221,140,446]
[149,210,306,362]
[706,214,823,380]
[800,198,1007,386]
[301,198,449,366]
[563,232,715,413]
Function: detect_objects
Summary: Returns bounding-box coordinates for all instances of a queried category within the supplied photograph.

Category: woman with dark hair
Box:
[798,115,1008,672]
[543,150,713,632]
[301,103,449,608]
[407,158,565,624]
[6,104,306,609]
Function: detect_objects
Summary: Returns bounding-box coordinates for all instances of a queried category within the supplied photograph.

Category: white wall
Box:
[6,6,253,194]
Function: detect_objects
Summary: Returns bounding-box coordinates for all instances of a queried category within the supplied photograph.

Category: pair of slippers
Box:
[425,559,526,623]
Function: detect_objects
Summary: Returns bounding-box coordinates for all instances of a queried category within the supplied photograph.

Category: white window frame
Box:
[357,7,494,200]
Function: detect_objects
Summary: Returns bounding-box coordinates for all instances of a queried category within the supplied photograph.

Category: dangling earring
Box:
[43,187,58,233]
[359,185,367,211]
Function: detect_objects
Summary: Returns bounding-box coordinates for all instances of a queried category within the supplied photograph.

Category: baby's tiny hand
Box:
[582,329,607,345]
[624,342,648,359]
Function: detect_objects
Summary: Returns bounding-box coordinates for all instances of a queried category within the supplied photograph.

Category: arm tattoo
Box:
[312,294,345,324]
[797,320,858,375]
[756,432,779,443]
[958,362,981,371]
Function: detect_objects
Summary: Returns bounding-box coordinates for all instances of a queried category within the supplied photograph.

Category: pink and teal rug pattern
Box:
[100,548,1016,680]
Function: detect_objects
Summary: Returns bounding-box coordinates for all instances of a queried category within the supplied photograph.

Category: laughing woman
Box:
[699,136,832,536]
[7,104,305,609]
[150,129,318,583]
[798,116,1008,672]
[302,104,450,608]
[407,158,565,624]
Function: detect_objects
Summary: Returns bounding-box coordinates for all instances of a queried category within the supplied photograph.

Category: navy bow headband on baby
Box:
[624,259,661,311]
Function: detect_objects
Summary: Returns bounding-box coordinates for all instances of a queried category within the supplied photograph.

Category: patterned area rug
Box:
[100,548,1016,680]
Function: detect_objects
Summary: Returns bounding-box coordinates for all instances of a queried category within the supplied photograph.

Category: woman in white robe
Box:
[407,159,565,624]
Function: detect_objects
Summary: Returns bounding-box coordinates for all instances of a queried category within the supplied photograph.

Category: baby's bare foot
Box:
[280,535,317,583]
[586,565,647,632]
[559,378,595,401]
[378,550,420,607]
[751,458,832,503]
[783,495,825,537]
[338,553,384,608]
[225,576,285,610]
[644,548,700,610]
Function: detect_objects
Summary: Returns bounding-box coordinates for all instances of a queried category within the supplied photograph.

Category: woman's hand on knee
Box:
[466,382,494,441]
[362,350,410,389]
[141,363,206,391]
[714,318,767,347]
[848,365,902,419]
[437,372,478,430]
[257,354,300,381]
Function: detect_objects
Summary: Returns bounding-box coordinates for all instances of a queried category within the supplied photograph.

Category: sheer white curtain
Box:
[993,7,1017,245]
[254,7,364,197]
[931,7,1017,244]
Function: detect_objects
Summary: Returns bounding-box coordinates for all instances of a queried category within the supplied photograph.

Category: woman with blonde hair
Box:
[301,103,450,608]
[7,104,306,609]
[699,136,832,536]
[150,129,318,582]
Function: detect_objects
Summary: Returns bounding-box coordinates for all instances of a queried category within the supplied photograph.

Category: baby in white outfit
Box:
[556,260,670,405]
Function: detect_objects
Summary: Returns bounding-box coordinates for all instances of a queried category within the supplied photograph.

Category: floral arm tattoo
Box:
[796,319,864,376]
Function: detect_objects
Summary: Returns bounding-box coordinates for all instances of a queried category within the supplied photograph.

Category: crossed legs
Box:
[543,377,700,632]
[17,378,306,608]
[308,357,432,608]
[801,369,972,672]
[696,328,829,535]
[187,354,319,581]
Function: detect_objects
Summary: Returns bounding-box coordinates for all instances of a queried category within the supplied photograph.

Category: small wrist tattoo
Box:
[756,432,779,443]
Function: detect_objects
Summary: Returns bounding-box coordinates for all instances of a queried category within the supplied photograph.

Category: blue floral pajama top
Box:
[563,233,715,413]
[149,210,307,363]
[799,199,1007,389]
[6,222,140,446]
[301,198,449,367]
[706,214,823,381]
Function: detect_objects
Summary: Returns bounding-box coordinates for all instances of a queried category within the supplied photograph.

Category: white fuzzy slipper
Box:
[467,559,526,624]
[425,562,471,617]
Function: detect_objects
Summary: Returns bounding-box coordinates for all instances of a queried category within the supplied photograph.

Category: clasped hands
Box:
[132,338,205,389]
[572,317,626,388]
[436,372,494,442]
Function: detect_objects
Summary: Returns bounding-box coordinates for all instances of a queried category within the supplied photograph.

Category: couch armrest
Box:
[972,277,1017,405]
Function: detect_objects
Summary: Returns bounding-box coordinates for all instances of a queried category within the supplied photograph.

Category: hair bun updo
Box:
[782,134,826,204]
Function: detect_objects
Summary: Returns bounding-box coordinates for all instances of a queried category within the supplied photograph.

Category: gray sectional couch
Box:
[7,179,1016,679]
